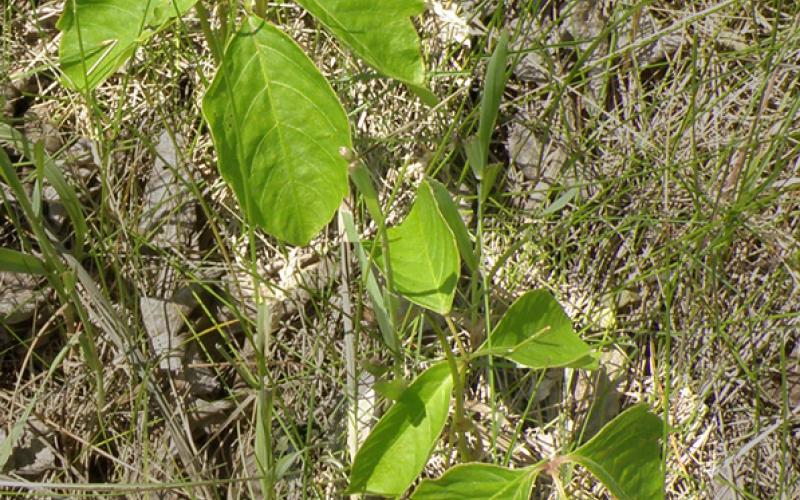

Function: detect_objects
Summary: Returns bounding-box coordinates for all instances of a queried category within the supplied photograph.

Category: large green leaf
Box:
[378,180,459,314]
[349,362,454,496]
[57,0,196,90]
[294,0,427,88]
[483,290,593,369]
[568,404,665,500]
[202,17,351,245]
[411,463,536,499]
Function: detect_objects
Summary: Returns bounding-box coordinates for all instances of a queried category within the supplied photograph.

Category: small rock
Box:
[0,271,46,325]
[505,120,568,206]
[1,82,23,118]
[508,18,560,84]
[137,131,198,251]
[23,108,61,154]
[0,417,57,477]
[141,294,194,372]
[42,183,67,231]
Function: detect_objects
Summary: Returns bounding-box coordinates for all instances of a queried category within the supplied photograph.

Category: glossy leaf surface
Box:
[295,0,427,88]
[202,17,350,245]
[569,404,665,500]
[57,0,196,90]
[411,463,535,499]
[349,362,453,496]
[485,290,593,369]
[378,180,459,314]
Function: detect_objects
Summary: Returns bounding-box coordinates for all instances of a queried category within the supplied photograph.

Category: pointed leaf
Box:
[295,0,427,88]
[349,362,454,496]
[0,248,46,275]
[477,30,509,158]
[378,180,459,314]
[467,30,509,179]
[568,404,665,500]
[202,18,351,245]
[411,463,536,499]
[484,290,592,369]
[428,179,477,272]
[57,0,196,90]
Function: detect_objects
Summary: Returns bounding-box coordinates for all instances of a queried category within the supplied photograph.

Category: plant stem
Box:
[431,316,469,461]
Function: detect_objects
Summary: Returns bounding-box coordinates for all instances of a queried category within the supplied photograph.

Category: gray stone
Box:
[0,271,45,325]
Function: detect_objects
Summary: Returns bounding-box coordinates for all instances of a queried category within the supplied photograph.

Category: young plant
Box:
[55,1,666,498]
[343,178,663,497]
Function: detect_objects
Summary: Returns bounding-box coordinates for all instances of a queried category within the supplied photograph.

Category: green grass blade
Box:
[0,248,47,275]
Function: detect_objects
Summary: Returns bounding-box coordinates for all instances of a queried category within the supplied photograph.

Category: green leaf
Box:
[483,289,593,369]
[411,463,536,499]
[373,377,407,401]
[428,179,477,273]
[0,248,46,275]
[202,17,351,246]
[294,0,428,89]
[477,30,509,160]
[57,0,196,90]
[349,362,454,496]
[467,30,509,179]
[378,180,460,314]
[568,404,665,500]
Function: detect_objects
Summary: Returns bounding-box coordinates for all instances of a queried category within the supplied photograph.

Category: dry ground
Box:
[1,0,799,498]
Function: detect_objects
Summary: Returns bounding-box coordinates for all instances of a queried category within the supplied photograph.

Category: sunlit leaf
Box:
[295,0,428,89]
[349,362,454,496]
[202,17,350,245]
[568,404,665,500]
[467,30,509,179]
[412,463,536,499]
[484,289,594,369]
[377,180,459,314]
[57,0,196,90]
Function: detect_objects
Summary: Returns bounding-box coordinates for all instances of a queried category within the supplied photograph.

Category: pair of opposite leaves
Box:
[58,0,432,246]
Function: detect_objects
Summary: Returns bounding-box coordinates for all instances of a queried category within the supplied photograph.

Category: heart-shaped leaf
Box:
[57,0,196,90]
[411,463,536,499]
[483,290,594,369]
[377,180,460,314]
[568,404,664,500]
[349,362,454,496]
[295,0,427,89]
[202,17,351,245]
